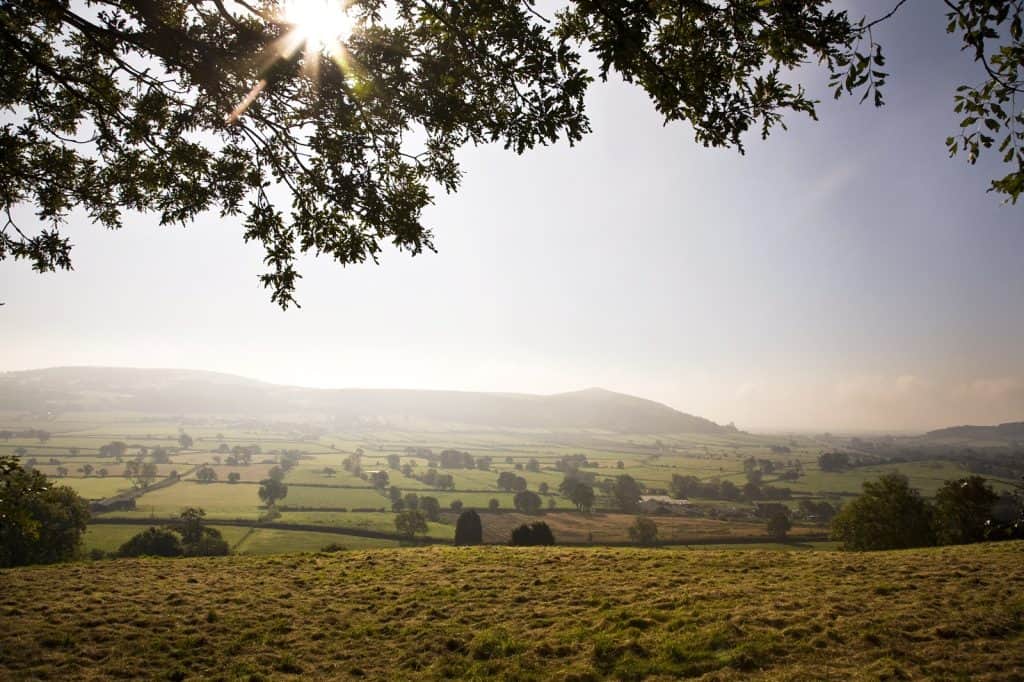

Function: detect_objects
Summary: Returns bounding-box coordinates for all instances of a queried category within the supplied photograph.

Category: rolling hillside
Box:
[0,367,733,433]
[1,542,1021,680]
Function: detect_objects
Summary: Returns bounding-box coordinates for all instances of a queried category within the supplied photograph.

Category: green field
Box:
[233,528,399,554]
[1,542,1021,679]
[83,524,253,554]
[6,414,1021,551]
[56,477,131,500]
[117,482,263,519]
[280,485,389,509]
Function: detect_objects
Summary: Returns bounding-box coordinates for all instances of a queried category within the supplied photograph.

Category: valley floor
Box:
[2,543,1023,680]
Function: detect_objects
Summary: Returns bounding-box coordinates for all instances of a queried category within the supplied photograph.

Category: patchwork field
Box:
[1,542,1021,680]
[4,413,1021,551]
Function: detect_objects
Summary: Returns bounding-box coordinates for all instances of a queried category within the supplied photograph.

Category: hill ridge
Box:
[0,366,731,433]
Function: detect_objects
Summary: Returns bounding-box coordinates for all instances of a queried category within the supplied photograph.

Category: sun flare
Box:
[282,0,354,56]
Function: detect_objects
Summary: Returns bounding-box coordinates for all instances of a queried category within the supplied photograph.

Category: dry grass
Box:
[1,543,1022,680]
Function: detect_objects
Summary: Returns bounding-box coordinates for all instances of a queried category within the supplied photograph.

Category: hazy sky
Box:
[2,2,1023,432]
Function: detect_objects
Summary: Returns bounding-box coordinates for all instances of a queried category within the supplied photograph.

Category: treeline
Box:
[832,473,1023,550]
[668,474,792,502]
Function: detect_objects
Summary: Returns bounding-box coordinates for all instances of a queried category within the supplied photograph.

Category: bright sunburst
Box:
[282,0,355,57]
[227,0,358,123]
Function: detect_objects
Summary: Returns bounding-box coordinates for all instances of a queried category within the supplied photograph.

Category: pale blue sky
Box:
[2,2,1022,431]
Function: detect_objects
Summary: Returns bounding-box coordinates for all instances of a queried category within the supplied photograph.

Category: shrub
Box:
[117,527,183,557]
[455,510,483,546]
[320,543,346,553]
[628,516,658,545]
[510,521,555,546]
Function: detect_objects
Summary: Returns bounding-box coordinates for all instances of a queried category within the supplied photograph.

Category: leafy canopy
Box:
[3,0,1021,307]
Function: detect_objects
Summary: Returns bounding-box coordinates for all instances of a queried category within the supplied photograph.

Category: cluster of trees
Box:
[832,473,1023,550]
[668,474,790,502]
[98,441,128,459]
[123,461,160,489]
[818,451,851,472]
[116,508,229,558]
[437,449,475,469]
[559,475,595,512]
[390,490,442,520]
[1,456,89,567]
[510,522,555,546]
[411,467,455,490]
[497,471,528,492]
[0,429,51,442]
[554,454,596,472]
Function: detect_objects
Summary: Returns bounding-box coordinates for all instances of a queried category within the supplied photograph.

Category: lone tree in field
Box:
[766,508,793,540]
[123,461,159,489]
[0,456,90,567]
[5,1,1019,305]
[454,509,483,546]
[178,433,194,450]
[933,476,999,545]
[628,516,659,546]
[258,476,288,507]
[419,496,441,522]
[227,472,241,484]
[394,509,428,540]
[612,474,643,512]
[196,465,218,483]
[831,473,936,551]
[514,490,543,515]
[562,480,595,513]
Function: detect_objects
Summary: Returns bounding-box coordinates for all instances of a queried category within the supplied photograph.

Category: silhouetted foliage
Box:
[0,456,89,567]
[454,509,483,546]
[118,527,183,558]
[933,476,999,545]
[510,521,555,546]
[7,1,1018,305]
[831,473,936,550]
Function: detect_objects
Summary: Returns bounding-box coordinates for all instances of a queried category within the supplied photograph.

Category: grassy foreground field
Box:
[2,543,1022,680]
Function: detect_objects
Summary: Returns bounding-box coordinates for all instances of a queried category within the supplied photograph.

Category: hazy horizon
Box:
[2,1,1022,433]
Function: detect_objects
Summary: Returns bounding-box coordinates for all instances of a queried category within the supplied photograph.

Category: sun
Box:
[227,0,359,123]
[282,0,355,57]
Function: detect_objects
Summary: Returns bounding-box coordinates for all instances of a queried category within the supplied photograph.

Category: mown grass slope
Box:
[2,543,1023,680]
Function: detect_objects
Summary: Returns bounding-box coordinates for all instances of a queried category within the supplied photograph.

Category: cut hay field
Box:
[1,543,1021,680]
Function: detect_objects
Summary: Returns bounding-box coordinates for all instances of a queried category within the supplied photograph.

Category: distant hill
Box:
[924,421,1024,443]
[0,367,733,433]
